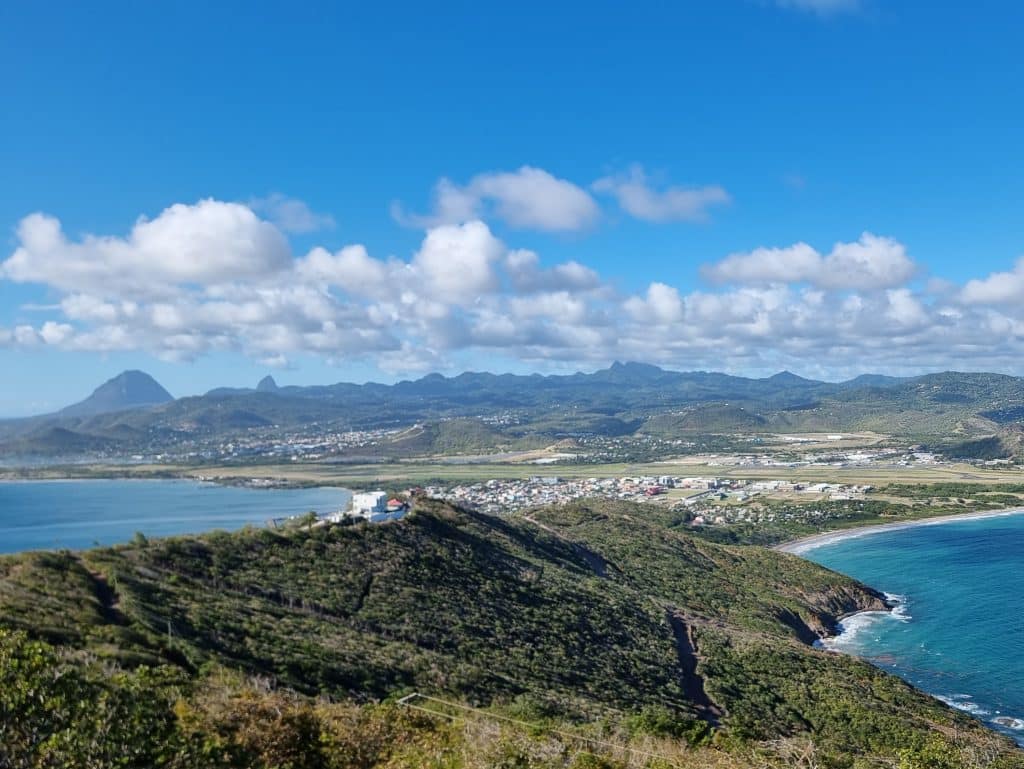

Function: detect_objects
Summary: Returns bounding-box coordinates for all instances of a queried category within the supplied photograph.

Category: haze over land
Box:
[4,363,1024,464]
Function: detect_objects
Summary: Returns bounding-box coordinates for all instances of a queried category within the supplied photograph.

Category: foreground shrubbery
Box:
[0,629,726,769]
[2,499,1023,768]
[4,628,1020,769]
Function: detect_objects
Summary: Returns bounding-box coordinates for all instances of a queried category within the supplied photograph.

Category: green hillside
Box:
[1,498,1020,768]
[13,365,1024,459]
[349,418,547,458]
[641,404,768,434]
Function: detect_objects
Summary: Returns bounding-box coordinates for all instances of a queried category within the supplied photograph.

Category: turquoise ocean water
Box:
[803,512,1024,744]
[0,479,351,554]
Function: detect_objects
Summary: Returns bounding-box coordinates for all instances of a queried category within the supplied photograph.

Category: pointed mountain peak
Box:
[257,375,280,393]
[768,370,813,384]
[60,371,173,418]
[602,361,668,380]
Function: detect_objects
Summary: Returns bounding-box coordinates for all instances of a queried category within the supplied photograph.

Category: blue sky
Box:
[2,0,1023,415]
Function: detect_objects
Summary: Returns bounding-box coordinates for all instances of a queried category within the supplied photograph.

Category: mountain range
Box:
[4,362,1024,459]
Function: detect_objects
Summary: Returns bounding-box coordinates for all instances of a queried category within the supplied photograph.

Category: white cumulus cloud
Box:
[412,220,505,304]
[703,233,917,290]
[960,258,1024,305]
[593,165,731,223]
[3,200,291,298]
[504,249,602,294]
[297,244,400,298]
[624,282,685,324]
[6,196,1024,379]
[249,193,335,233]
[395,166,600,232]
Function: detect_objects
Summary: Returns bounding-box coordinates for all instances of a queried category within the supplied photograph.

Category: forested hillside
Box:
[1,498,1020,767]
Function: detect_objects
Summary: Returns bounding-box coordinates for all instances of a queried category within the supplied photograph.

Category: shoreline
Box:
[802,533,1024,747]
[775,506,1024,555]
[0,473,327,491]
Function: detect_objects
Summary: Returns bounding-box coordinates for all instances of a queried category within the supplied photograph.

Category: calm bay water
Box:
[0,479,351,553]
[805,513,1024,744]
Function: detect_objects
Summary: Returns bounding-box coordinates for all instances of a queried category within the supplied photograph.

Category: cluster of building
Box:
[741,480,873,499]
[707,447,945,469]
[571,434,698,463]
[690,493,874,527]
[422,475,874,519]
[422,476,680,515]
[204,427,404,462]
[141,425,409,465]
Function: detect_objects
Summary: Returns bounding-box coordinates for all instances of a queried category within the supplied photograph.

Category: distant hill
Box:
[840,373,904,389]
[11,362,1024,458]
[767,370,817,387]
[642,403,768,434]
[256,375,279,393]
[59,370,173,418]
[0,426,121,455]
[349,417,548,458]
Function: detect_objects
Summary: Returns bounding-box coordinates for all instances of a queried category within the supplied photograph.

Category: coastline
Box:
[775,506,1024,555]
[0,481,353,555]
[792,511,1024,746]
[0,472,323,491]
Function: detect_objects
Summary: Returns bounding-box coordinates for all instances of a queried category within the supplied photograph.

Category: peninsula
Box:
[2,496,1022,768]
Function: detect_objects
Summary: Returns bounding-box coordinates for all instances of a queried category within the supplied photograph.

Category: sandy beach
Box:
[776,507,1024,555]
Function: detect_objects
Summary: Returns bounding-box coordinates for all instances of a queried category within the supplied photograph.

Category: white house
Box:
[352,491,387,516]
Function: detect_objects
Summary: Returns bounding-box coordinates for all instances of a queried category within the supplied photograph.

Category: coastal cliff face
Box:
[776,572,892,643]
[0,498,1019,768]
[525,501,894,647]
[821,582,892,617]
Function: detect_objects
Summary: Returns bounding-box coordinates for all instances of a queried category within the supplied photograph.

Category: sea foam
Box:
[818,593,910,652]
[806,514,1024,747]
[938,694,991,717]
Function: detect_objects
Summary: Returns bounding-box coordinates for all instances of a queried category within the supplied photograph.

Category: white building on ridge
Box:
[352,491,387,516]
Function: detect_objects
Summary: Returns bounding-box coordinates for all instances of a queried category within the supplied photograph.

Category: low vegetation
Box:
[679,487,1024,547]
[1,498,1021,767]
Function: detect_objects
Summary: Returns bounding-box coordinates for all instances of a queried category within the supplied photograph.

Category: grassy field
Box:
[12,457,1020,489]
[701,462,1024,485]
[219,459,1024,487]
[758,432,891,450]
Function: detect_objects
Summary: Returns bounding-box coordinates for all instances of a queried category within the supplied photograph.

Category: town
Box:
[422,474,874,525]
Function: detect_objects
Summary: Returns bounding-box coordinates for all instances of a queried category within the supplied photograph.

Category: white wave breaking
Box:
[816,593,910,652]
[937,694,991,717]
